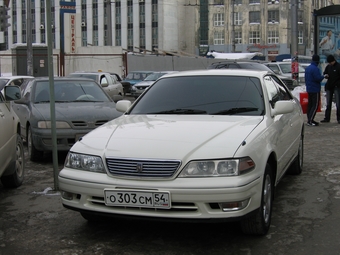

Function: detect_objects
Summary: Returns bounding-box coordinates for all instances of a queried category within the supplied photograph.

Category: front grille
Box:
[72,121,87,127]
[106,158,181,178]
[95,120,109,126]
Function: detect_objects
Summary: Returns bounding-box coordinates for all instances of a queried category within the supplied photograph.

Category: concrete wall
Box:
[125,54,219,74]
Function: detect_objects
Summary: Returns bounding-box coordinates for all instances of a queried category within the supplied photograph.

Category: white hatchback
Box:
[59,69,304,235]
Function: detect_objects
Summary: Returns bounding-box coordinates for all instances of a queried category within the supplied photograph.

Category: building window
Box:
[268,30,279,44]
[298,10,303,23]
[249,31,260,44]
[298,30,303,44]
[116,29,121,46]
[234,12,242,25]
[152,27,158,48]
[82,31,87,46]
[214,13,224,26]
[116,3,121,24]
[235,31,242,44]
[249,0,260,4]
[234,0,242,4]
[140,4,145,23]
[93,30,98,46]
[214,31,224,45]
[127,5,133,23]
[152,1,158,23]
[268,0,279,3]
[268,10,279,23]
[140,28,145,48]
[249,11,260,23]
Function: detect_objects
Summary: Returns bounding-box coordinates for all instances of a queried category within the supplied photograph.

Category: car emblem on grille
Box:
[136,163,143,173]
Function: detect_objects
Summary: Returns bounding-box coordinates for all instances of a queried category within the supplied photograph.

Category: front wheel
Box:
[28,126,43,161]
[0,134,25,188]
[241,163,273,235]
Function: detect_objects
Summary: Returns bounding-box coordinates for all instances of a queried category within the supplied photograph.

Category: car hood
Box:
[134,81,154,86]
[72,115,263,160]
[33,102,120,120]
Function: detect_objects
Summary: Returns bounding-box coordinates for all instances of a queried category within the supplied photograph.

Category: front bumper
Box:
[58,169,262,220]
[31,127,92,152]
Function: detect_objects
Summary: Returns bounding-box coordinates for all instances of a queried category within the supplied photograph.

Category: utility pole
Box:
[231,0,235,53]
[26,0,33,76]
[46,0,58,191]
[291,0,299,81]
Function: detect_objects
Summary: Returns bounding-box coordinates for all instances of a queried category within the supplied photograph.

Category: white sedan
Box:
[59,69,304,235]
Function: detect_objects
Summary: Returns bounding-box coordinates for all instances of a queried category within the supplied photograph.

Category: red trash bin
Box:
[299,92,321,114]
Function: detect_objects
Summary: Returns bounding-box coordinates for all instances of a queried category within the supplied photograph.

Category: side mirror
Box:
[116,100,132,113]
[4,86,21,101]
[271,101,294,116]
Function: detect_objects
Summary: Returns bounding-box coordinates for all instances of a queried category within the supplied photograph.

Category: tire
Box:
[1,134,25,188]
[28,126,43,162]
[287,132,304,175]
[241,163,273,235]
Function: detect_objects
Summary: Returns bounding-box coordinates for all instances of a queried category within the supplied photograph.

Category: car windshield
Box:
[68,74,98,81]
[129,76,264,116]
[279,63,305,74]
[144,73,167,81]
[126,72,151,80]
[34,80,111,103]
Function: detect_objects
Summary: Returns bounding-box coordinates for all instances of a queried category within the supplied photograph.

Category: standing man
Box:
[319,30,335,57]
[321,55,340,123]
[305,55,325,126]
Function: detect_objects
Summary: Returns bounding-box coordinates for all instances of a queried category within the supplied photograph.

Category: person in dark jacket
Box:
[305,54,325,126]
[322,54,340,123]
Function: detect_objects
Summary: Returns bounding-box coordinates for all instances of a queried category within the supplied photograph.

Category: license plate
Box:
[104,190,171,209]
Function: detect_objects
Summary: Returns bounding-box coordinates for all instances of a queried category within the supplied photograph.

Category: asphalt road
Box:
[1,110,340,255]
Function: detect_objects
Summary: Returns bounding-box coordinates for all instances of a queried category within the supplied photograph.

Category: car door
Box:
[99,74,114,98]
[263,75,299,180]
[0,92,14,175]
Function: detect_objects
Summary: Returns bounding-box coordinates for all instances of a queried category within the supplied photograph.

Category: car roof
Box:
[30,76,99,82]
[157,69,271,79]
[0,75,34,79]
[69,71,111,75]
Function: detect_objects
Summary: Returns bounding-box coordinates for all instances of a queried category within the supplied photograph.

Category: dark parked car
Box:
[207,61,299,90]
[13,77,123,161]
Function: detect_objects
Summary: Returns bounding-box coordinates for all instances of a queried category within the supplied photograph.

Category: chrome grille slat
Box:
[106,158,181,178]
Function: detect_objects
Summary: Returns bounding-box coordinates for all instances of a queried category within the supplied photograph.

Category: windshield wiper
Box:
[212,107,259,115]
[150,108,207,114]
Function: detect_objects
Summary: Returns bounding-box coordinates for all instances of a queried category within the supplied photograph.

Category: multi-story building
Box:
[0,0,339,60]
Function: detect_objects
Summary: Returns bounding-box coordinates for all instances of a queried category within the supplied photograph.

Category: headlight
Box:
[38,121,71,129]
[65,152,105,173]
[178,157,255,177]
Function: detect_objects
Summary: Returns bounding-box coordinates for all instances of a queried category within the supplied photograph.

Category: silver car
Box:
[130,71,177,98]
[13,77,123,161]
[0,84,25,188]
[68,71,124,98]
